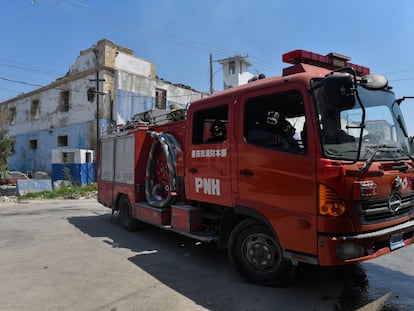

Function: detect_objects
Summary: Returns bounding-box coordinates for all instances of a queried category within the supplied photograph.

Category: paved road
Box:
[0,199,413,311]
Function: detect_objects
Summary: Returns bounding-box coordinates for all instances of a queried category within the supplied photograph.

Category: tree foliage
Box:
[0,128,13,177]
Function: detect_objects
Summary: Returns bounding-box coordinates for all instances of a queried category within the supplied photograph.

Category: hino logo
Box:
[392,175,408,191]
[388,193,402,213]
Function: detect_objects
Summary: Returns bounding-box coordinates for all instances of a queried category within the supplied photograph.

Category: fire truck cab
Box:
[98,50,414,286]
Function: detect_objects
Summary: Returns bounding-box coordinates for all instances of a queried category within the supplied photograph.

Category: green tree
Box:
[0,128,14,178]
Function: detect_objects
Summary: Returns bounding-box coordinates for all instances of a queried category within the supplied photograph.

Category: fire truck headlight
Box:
[336,243,365,260]
[319,184,346,216]
[354,180,377,200]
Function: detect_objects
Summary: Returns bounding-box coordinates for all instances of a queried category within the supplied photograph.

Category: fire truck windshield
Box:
[314,83,411,162]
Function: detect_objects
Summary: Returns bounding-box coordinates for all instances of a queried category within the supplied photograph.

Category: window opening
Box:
[29,139,37,150]
[155,88,167,109]
[85,152,92,163]
[229,61,236,75]
[62,152,74,163]
[60,90,70,112]
[31,99,40,119]
[57,135,68,147]
[192,105,228,144]
[244,90,306,154]
[9,107,16,125]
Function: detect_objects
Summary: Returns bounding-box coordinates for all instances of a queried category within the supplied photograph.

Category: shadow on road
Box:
[68,212,413,311]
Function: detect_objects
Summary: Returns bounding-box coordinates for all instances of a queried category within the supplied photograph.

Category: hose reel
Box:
[145,131,183,208]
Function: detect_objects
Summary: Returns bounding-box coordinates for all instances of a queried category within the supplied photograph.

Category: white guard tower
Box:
[218,55,254,89]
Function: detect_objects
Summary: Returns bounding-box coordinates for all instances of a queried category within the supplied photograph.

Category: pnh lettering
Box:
[195,177,221,196]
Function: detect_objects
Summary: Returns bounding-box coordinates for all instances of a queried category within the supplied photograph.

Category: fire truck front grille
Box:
[357,194,414,224]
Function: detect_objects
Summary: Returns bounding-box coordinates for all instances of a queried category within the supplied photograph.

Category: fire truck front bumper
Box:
[317,219,414,266]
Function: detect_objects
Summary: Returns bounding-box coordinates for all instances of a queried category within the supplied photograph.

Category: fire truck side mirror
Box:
[323,73,355,109]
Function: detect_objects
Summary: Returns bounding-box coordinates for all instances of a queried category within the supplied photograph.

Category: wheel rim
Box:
[242,232,281,272]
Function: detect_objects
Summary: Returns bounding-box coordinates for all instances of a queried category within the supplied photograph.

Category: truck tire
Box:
[119,196,140,231]
[228,218,293,287]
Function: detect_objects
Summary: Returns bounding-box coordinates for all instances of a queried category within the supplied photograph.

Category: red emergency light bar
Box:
[283,49,370,76]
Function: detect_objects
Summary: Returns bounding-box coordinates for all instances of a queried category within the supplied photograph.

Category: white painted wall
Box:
[68,51,96,75]
[220,57,254,89]
[1,39,205,174]
[115,52,154,78]
[7,76,97,137]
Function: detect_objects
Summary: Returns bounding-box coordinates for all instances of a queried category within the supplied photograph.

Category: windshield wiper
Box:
[360,146,381,172]
[398,148,414,167]
[360,145,414,172]
[359,145,401,172]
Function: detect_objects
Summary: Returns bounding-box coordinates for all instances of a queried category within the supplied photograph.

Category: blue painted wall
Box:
[115,89,181,123]
[115,89,155,123]
[8,89,186,175]
[16,179,53,195]
[52,163,95,186]
[8,122,93,175]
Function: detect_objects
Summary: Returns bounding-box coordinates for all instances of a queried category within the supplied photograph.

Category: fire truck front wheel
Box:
[228,218,293,287]
[119,196,141,231]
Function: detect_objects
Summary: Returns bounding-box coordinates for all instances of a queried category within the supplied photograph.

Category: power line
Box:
[0,59,64,76]
[0,2,28,29]
[4,0,411,100]
[0,0,279,98]
[0,75,203,102]
[36,0,277,66]
[0,77,45,88]
[0,0,47,31]
[389,78,414,82]
[384,69,414,75]
[0,86,21,94]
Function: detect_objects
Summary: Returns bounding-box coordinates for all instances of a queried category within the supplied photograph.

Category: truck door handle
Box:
[240,169,254,177]
[188,168,198,174]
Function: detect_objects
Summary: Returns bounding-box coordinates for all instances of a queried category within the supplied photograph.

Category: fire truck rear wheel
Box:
[119,196,140,231]
[228,218,292,287]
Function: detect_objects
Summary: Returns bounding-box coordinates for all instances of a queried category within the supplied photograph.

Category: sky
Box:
[2,0,414,133]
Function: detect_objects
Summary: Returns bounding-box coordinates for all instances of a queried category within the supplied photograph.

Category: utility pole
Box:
[89,72,105,142]
[210,53,214,94]
[89,72,105,182]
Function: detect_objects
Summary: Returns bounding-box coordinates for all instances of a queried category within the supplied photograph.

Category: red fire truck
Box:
[98,50,414,286]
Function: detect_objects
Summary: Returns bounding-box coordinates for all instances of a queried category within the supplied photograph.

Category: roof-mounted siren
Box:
[282,49,370,76]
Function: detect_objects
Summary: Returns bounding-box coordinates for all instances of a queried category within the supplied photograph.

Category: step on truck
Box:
[97,49,414,286]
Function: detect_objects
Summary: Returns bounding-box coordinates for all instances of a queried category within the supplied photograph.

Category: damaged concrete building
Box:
[0,39,206,178]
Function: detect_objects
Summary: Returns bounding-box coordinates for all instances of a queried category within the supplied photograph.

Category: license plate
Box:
[390,233,404,251]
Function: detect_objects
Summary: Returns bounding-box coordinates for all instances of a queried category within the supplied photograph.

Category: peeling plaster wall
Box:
[68,51,97,75]
[115,71,205,125]
[115,89,154,125]
[7,77,97,137]
[115,52,155,79]
[3,71,99,174]
[156,79,204,106]
[8,122,93,174]
[1,38,206,175]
